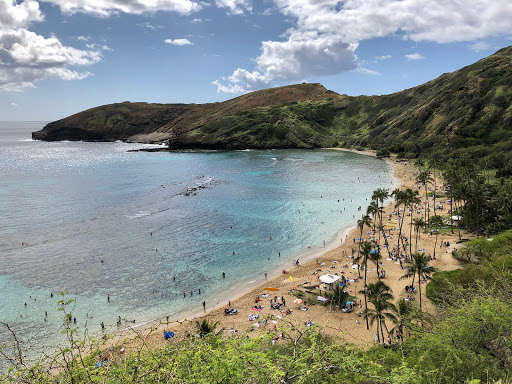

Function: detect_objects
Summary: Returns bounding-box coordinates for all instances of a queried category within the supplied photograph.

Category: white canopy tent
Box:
[451,215,462,226]
[319,274,341,284]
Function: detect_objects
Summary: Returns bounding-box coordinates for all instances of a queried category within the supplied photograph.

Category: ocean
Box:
[0,121,394,360]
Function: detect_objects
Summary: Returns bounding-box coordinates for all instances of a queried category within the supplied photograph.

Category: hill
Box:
[32,83,338,147]
[33,46,512,166]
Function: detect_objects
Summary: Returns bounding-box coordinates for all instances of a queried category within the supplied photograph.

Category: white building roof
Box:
[319,274,341,284]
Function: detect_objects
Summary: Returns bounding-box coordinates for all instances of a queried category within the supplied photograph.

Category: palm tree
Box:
[443,160,459,234]
[195,319,224,337]
[331,284,350,309]
[414,158,425,171]
[363,282,396,344]
[365,280,393,302]
[429,215,444,259]
[400,253,437,316]
[356,214,372,278]
[428,157,442,218]
[389,298,417,344]
[376,222,391,259]
[360,240,373,330]
[370,248,383,279]
[412,217,425,252]
[392,189,408,259]
[366,201,379,232]
[416,170,434,225]
[357,214,372,245]
[372,188,389,226]
[404,188,421,257]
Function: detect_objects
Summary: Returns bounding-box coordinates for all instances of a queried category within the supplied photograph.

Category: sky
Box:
[1,0,512,121]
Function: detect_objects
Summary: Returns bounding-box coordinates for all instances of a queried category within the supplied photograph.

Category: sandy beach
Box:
[101,150,467,356]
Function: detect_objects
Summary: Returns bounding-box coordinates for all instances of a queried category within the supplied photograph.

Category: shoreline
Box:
[103,149,408,351]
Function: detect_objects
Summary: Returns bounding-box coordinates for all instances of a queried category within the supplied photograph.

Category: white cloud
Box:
[375,55,392,60]
[215,0,512,93]
[0,0,43,30]
[214,32,359,93]
[77,35,90,41]
[469,41,491,51]
[258,33,358,81]
[0,28,101,91]
[137,21,156,30]
[10,101,19,108]
[261,7,274,16]
[164,38,193,46]
[405,53,425,60]
[274,0,512,44]
[214,0,251,15]
[355,67,380,76]
[85,42,113,51]
[40,0,201,16]
[211,79,247,94]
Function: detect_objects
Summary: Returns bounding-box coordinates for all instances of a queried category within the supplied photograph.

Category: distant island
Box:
[33,45,512,169]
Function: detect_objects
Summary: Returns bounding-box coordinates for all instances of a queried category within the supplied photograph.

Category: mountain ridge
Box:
[33,46,512,166]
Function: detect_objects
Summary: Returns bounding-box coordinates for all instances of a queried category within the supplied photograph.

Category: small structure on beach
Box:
[451,215,462,226]
[319,274,341,292]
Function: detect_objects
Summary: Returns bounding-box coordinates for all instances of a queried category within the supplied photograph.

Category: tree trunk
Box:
[376,317,380,344]
[433,173,437,217]
[434,230,438,259]
[450,194,454,234]
[409,205,414,256]
[418,273,423,327]
[364,259,369,330]
[380,318,386,345]
[424,184,428,224]
[397,206,404,259]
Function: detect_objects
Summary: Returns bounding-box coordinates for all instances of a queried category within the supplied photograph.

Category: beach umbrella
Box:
[293,299,303,305]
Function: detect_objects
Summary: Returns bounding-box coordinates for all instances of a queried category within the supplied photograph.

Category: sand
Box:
[101,150,468,356]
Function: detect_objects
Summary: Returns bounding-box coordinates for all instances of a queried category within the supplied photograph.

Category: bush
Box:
[376,148,391,157]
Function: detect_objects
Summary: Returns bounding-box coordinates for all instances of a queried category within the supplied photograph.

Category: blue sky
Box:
[1,0,511,121]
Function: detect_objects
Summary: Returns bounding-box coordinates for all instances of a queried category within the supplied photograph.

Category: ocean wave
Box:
[125,211,151,220]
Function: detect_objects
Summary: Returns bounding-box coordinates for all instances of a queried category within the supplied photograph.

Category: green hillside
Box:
[33,46,512,167]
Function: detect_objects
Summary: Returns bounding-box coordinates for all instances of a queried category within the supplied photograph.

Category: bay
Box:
[0,122,395,360]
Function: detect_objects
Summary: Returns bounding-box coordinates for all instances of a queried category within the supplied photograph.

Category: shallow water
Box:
[0,122,394,361]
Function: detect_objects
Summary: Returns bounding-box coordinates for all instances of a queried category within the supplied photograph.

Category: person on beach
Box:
[222,272,226,279]
[108,294,110,303]
[101,322,105,330]
[203,301,206,311]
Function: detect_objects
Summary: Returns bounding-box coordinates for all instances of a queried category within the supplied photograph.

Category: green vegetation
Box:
[34,46,512,173]
[19,46,512,383]
[4,187,512,382]
[3,283,512,383]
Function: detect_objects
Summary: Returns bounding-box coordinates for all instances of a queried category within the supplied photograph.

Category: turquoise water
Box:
[0,122,394,359]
